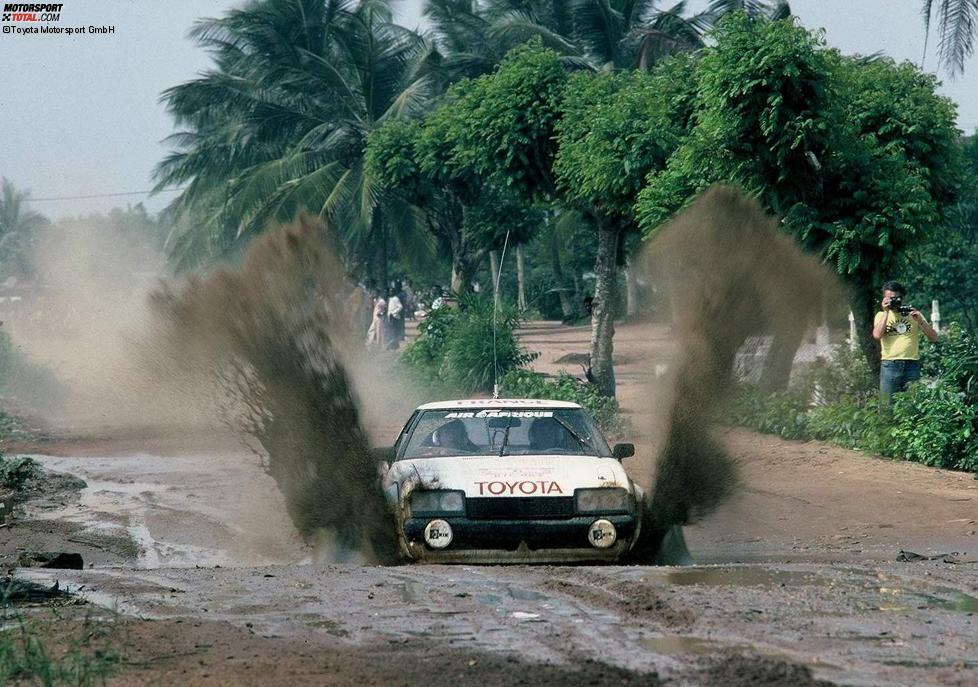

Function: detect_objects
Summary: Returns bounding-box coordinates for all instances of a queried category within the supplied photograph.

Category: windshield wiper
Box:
[498,416,513,457]
[551,416,591,453]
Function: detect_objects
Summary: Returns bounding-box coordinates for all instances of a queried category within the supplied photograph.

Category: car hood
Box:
[386,454,631,499]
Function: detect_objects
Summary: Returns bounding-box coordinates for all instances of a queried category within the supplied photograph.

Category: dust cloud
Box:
[146,217,398,564]
[634,185,836,541]
[10,214,399,564]
[6,217,216,431]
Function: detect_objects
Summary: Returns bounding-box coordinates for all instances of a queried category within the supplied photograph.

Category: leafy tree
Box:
[636,13,964,379]
[366,116,540,293]
[397,43,617,384]
[0,179,47,279]
[424,0,715,76]
[902,133,978,332]
[389,40,700,396]
[156,0,437,287]
[553,59,695,393]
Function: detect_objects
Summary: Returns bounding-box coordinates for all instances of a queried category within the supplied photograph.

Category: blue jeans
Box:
[880,359,921,401]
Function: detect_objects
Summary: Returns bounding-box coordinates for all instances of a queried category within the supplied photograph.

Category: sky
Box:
[0,0,975,219]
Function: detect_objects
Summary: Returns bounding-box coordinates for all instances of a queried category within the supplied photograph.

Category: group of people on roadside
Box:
[346,281,421,351]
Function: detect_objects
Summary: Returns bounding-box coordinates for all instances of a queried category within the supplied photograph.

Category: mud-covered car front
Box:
[382,402,642,564]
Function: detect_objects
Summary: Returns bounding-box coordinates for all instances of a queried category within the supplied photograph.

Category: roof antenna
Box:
[492,229,512,399]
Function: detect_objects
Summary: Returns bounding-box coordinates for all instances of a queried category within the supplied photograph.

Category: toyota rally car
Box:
[379,399,644,564]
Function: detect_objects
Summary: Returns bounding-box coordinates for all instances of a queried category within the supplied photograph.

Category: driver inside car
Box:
[527,417,574,452]
[427,419,479,453]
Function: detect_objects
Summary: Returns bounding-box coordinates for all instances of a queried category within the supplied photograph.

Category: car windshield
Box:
[398,408,612,459]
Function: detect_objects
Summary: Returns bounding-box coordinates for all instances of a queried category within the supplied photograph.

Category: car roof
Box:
[417,398,582,411]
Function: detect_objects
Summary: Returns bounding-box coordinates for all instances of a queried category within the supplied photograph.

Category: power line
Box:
[29,188,186,202]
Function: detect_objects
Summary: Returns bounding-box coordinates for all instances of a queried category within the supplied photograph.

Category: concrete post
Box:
[848,311,857,350]
[931,299,940,334]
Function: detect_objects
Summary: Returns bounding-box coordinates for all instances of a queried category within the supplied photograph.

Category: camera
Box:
[889,296,913,317]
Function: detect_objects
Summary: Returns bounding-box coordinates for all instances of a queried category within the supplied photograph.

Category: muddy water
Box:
[144,217,398,563]
[20,555,978,687]
[27,453,306,567]
[13,450,978,686]
[635,186,837,542]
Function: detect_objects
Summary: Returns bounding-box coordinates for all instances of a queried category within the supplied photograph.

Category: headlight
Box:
[409,489,465,516]
[575,488,631,514]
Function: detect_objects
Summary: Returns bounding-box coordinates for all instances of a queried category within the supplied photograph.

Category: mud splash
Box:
[146,216,397,564]
[635,186,835,542]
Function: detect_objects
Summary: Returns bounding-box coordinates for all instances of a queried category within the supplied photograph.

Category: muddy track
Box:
[4,321,978,685]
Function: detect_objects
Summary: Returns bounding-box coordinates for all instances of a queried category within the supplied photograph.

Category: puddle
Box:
[877,587,978,613]
[641,635,731,655]
[931,591,978,612]
[300,615,349,636]
[505,585,547,602]
[26,454,306,569]
[647,567,827,588]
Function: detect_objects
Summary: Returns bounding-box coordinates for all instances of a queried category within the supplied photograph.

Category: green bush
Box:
[729,386,810,440]
[806,398,894,455]
[402,294,537,395]
[890,383,977,470]
[0,454,40,491]
[730,326,978,475]
[921,324,978,400]
[498,369,627,438]
[793,344,878,404]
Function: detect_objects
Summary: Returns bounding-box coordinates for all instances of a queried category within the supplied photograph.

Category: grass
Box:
[1,580,122,687]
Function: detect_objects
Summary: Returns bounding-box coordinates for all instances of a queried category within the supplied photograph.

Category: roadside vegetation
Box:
[0,581,121,687]
[498,369,628,439]
[402,294,537,395]
[0,453,41,491]
[732,325,978,475]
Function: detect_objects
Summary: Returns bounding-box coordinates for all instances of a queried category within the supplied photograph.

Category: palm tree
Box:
[425,0,720,75]
[156,0,437,286]
[0,178,47,278]
[922,0,978,76]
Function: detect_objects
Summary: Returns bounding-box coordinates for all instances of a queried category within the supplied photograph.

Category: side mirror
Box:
[612,443,635,460]
[370,446,395,466]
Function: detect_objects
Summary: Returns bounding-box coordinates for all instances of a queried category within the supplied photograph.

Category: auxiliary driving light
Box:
[424,519,453,549]
[588,519,617,549]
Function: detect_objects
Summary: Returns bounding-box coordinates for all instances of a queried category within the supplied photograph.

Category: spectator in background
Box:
[387,290,404,350]
[872,280,938,401]
[366,294,387,351]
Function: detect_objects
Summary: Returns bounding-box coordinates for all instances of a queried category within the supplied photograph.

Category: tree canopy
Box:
[633,13,964,370]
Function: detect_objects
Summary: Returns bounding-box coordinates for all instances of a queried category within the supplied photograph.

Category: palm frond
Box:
[934,0,978,76]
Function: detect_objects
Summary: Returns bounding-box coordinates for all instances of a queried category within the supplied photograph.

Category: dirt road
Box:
[4,321,978,686]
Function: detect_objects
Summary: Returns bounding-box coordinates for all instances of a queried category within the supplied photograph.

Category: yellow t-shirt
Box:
[875,310,921,360]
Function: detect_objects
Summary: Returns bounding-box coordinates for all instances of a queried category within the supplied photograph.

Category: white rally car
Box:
[380,399,643,563]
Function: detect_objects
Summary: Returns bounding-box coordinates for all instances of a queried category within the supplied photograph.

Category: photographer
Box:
[871,281,938,400]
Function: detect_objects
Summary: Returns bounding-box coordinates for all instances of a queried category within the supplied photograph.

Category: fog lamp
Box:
[424,519,453,549]
[588,519,617,549]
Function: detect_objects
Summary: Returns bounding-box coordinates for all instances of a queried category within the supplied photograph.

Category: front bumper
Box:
[400,514,637,564]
